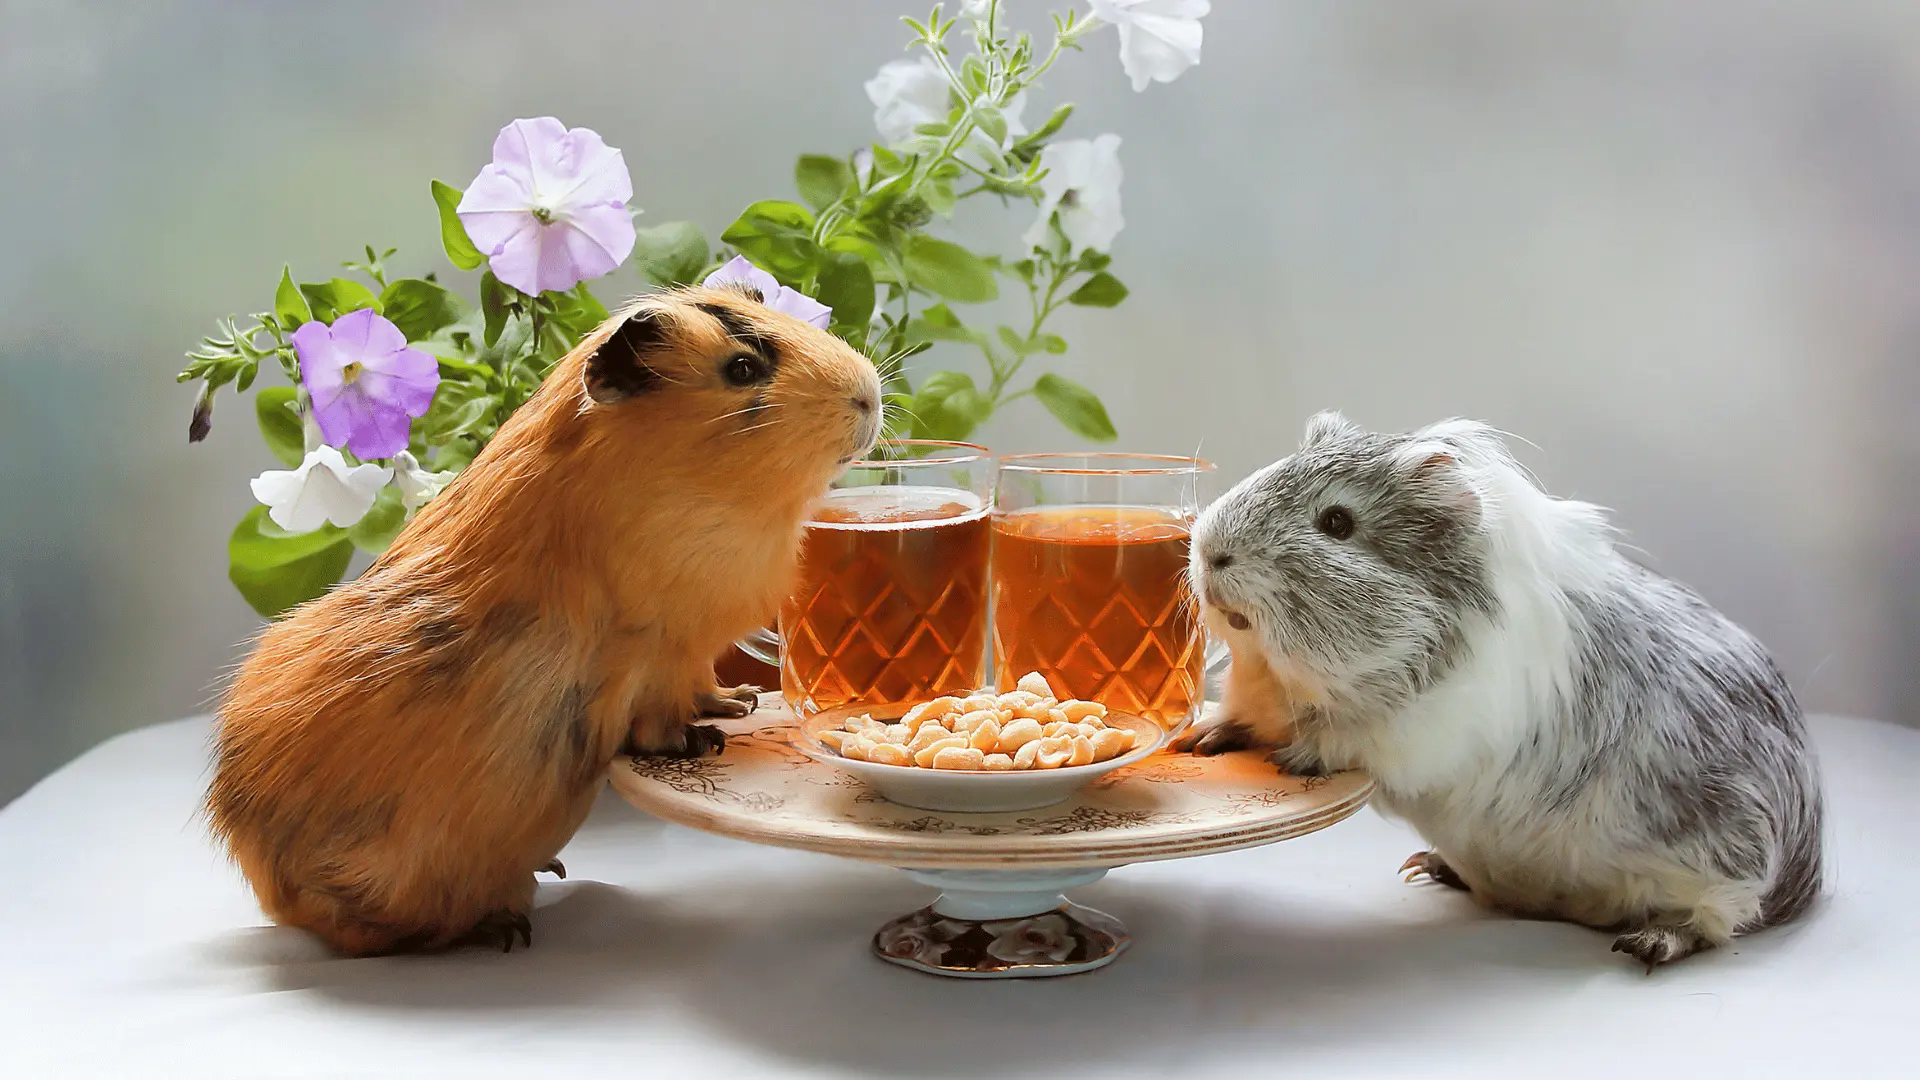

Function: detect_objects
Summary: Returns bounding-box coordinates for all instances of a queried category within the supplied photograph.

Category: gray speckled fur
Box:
[1189,412,1825,967]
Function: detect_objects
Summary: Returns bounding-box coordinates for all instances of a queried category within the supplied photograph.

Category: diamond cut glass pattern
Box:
[992,505,1204,727]
[778,447,994,716]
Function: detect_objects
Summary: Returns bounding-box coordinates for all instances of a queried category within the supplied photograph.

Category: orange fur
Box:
[206,287,881,955]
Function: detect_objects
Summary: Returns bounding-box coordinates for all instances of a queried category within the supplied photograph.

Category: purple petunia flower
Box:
[457,117,636,296]
[703,255,833,329]
[293,308,439,461]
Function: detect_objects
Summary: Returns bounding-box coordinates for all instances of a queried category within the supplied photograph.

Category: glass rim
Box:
[843,438,993,469]
[995,451,1216,477]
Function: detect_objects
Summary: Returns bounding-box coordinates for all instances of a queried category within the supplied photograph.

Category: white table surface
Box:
[1,714,1912,1079]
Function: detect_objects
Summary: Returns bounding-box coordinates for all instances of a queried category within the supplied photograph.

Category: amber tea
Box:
[991,504,1205,727]
[780,485,991,715]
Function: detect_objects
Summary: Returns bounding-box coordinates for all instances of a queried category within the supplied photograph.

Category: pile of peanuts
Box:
[820,672,1136,771]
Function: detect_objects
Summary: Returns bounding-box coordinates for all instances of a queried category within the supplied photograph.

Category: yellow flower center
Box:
[342,360,364,385]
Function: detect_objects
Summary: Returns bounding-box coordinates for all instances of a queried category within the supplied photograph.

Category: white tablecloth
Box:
[1,714,1912,1079]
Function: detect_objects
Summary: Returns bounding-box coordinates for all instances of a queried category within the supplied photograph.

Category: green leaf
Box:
[901,235,998,303]
[973,104,1007,145]
[299,278,381,325]
[1033,373,1117,442]
[346,486,407,554]
[1067,271,1129,307]
[546,282,611,337]
[426,393,499,443]
[997,325,1027,356]
[480,272,510,347]
[910,371,994,441]
[923,177,957,217]
[1018,103,1074,147]
[903,303,981,347]
[1035,332,1067,354]
[632,221,710,287]
[379,278,469,341]
[275,266,312,329]
[815,253,875,340]
[720,201,820,283]
[795,154,855,213]
[254,386,305,467]
[432,180,486,271]
[227,506,354,618]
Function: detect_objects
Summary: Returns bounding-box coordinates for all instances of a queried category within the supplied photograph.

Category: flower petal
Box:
[770,286,833,330]
[864,57,951,146]
[343,402,414,462]
[559,203,637,276]
[704,255,782,303]
[1116,16,1204,91]
[480,220,565,296]
[548,130,632,210]
[305,452,392,529]
[330,307,407,359]
[456,164,534,215]
[490,117,573,204]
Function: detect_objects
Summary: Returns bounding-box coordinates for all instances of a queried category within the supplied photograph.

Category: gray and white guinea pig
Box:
[1174,411,1825,969]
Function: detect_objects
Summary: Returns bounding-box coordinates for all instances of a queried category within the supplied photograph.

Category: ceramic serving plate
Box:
[792,702,1167,813]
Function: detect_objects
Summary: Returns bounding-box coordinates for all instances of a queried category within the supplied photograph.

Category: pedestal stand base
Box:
[872,868,1129,979]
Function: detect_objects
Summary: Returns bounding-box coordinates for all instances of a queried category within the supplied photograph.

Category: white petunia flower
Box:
[1089,0,1210,92]
[1023,134,1125,254]
[391,451,457,513]
[249,446,392,533]
[865,56,952,146]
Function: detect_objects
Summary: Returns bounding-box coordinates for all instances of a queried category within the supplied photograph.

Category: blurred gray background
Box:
[2,0,1915,805]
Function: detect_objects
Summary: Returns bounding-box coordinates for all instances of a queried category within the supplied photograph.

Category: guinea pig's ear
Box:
[583,307,672,404]
[1395,441,1482,519]
[1301,410,1360,449]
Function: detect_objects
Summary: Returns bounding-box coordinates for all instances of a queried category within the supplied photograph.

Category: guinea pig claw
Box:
[1399,851,1469,891]
[458,910,533,953]
[696,685,761,719]
[1171,721,1252,756]
[686,723,729,757]
[540,859,567,879]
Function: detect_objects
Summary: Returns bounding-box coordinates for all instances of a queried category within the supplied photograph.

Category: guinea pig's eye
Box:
[1316,506,1356,540]
[722,353,769,387]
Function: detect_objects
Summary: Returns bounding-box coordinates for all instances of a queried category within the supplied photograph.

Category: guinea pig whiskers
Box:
[707,401,786,426]
[723,416,787,440]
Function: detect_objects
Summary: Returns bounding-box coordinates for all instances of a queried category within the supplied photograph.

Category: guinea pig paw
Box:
[1171,720,1256,756]
[539,859,567,879]
[455,909,533,954]
[1399,851,1469,891]
[695,685,761,719]
[1611,925,1710,974]
[1267,742,1329,777]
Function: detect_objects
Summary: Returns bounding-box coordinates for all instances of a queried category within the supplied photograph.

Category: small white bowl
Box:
[793,704,1167,814]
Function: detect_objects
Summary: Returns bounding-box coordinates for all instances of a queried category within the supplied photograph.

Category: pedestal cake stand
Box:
[607,697,1373,979]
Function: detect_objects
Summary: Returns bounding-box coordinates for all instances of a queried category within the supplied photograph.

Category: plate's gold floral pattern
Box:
[607,696,1372,870]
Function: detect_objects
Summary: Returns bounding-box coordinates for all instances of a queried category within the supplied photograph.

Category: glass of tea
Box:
[991,453,1225,731]
[739,441,995,716]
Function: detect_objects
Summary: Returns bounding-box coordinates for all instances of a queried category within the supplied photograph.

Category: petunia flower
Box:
[391,450,457,512]
[865,56,952,147]
[250,446,392,533]
[1089,0,1210,92]
[864,55,1027,170]
[456,117,637,296]
[1023,134,1125,254]
[293,308,439,461]
[703,255,833,329]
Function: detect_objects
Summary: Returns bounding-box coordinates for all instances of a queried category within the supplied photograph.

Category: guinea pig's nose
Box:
[1207,553,1233,571]
[852,394,875,414]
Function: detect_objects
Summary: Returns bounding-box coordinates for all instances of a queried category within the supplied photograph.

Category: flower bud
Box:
[188,383,215,443]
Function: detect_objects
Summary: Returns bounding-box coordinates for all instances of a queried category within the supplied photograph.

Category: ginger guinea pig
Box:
[206,284,882,956]
[1178,412,1824,970]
